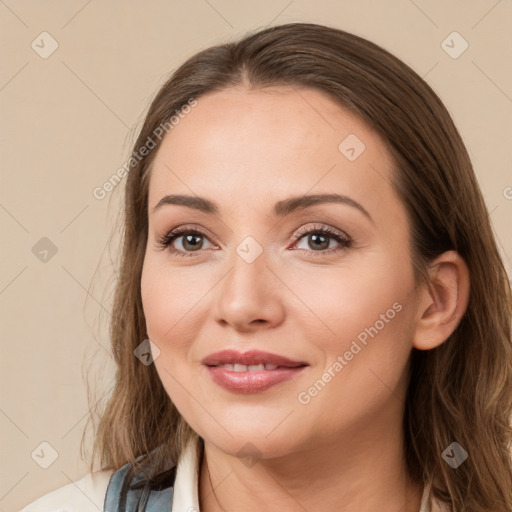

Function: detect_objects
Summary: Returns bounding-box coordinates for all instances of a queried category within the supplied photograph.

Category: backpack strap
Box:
[104,458,176,512]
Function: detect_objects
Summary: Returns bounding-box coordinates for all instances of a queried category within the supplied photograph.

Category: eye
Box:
[155,227,215,257]
[291,224,352,255]
[155,223,352,258]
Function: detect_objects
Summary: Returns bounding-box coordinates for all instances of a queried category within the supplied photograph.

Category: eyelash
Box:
[155,224,352,258]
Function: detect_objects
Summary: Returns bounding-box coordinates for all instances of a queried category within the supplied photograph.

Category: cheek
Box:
[141,261,166,341]
[141,259,208,416]
[290,256,413,348]
[290,272,415,437]
[291,253,416,406]
[140,256,214,387]
[141,256,203,341]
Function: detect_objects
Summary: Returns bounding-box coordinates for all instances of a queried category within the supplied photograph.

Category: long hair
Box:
[89,22,512,511]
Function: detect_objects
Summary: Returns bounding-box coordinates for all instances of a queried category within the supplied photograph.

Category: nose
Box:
[212,243,285,332]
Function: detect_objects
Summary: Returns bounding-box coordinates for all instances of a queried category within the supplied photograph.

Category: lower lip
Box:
[205,366,307,393]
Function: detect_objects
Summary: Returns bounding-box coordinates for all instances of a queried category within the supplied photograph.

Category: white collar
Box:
[171,437,435,512]
[171,436,201,512]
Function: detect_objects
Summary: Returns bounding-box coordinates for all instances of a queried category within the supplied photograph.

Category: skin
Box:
[140,85,470,512]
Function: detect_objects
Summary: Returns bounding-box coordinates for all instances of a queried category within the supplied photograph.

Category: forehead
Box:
[147,86,398,222]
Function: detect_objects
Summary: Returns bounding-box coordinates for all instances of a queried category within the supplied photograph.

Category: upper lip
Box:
[201,349,308,368]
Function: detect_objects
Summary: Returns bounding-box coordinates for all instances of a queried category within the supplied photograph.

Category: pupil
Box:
[185,234,202,250]
[310,234,328,250]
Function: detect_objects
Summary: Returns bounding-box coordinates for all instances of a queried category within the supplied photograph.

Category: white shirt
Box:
[21,437,444,511]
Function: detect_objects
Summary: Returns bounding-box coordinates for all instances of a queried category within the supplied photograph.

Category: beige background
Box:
[1,1,511,510]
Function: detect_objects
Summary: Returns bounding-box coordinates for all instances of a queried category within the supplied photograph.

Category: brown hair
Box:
[89,22,512,510]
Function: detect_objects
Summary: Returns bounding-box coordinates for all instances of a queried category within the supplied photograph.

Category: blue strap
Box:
[103,459,175,512]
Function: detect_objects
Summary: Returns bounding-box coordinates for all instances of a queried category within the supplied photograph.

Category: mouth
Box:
[211,363,287,371]
[201,349,308,393]
[201,349,308,368]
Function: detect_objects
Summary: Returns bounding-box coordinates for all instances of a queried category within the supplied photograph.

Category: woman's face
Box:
[141,86,421,458]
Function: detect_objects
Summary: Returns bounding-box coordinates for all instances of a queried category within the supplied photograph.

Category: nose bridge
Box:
[224,234,270,304]
[213,233,283,329]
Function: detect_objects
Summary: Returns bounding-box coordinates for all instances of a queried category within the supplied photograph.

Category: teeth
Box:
[248,364,265,371]
[216,363,280,371]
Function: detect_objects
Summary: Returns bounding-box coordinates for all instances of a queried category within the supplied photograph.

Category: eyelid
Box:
[291,223,349,242]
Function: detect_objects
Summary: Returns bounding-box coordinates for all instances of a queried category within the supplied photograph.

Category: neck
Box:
[198,414,423,512]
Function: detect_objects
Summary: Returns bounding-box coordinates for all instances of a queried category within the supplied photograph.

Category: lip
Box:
[202,349,309,394]
[201,349,307,368]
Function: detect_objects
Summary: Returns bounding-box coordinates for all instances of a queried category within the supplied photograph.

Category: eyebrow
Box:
[152,193,374,223]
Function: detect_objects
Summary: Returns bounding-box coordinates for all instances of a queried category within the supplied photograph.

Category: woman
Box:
[22,22,512,512]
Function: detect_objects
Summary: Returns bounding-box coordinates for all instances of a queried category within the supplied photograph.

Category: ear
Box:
[412,250,470,350]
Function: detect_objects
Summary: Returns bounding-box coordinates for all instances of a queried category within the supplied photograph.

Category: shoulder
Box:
[20,469,114,512]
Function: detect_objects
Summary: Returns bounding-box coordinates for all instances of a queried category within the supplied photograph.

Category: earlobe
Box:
[412,251,470,351]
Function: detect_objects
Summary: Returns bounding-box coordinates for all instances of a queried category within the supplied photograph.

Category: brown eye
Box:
[301,232,331,251]
[178,233,205,251]
[292,224,352,255]
[156,229,214,257]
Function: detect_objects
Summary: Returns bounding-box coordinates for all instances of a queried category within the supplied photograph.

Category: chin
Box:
[205,432,300,462]
[187,412,302,458]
